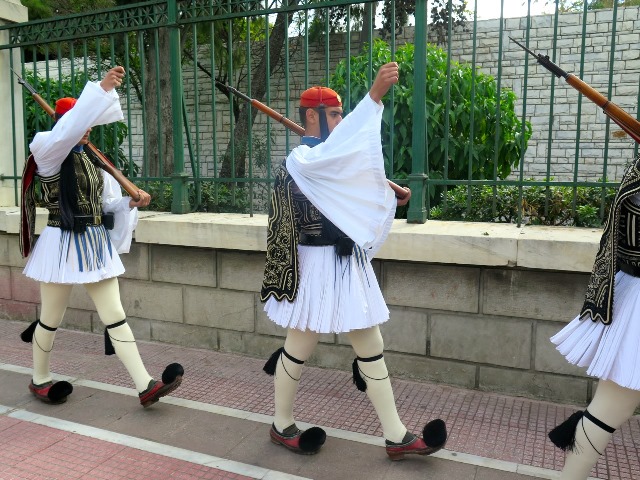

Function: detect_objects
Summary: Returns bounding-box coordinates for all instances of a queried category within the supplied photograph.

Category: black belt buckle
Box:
[102,212,114,230]
[72,215,97,234]
[72,222,86,234]
[335,236,354,256]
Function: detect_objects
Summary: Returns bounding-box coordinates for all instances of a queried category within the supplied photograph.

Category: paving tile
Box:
[1,318,639,479]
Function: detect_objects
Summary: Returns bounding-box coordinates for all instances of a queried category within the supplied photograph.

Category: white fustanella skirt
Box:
[264,245,389,333]
[551,270,640,391]
[23,225,124,284]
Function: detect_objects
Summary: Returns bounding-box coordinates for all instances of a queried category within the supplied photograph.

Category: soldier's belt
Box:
[47,212,114,233]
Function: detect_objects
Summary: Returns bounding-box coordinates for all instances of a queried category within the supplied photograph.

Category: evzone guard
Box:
[260,62,448,459]
[19,66,184,407]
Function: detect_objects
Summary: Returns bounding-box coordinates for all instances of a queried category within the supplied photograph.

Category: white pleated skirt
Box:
[264,245,389,333]
[23,225,124,284]
[551,271,640,391]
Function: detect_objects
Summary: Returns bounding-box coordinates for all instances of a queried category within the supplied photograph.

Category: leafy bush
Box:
[329,39,532,208]
[146,181,250,213]
[430,183,615,227]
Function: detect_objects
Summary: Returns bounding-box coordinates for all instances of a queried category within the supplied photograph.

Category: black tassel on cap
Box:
[549,410,584,451]
[352,358,367,392]
[21,320,39,343]
[263,347,283,375]
[104,330,116,355]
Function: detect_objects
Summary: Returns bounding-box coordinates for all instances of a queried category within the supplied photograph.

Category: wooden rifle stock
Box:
[13,69,141,201]
[564,75,640,144]
[223,83,409,199]
[509,37,640,144]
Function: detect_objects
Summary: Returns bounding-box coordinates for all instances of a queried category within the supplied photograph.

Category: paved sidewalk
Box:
[0,319,638,480]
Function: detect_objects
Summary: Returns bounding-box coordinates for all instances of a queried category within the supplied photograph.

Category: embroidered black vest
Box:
[260,162,348,302]
[580,154,640,324]
[41,151,104,228]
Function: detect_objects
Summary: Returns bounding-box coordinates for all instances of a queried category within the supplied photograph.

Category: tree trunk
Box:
[144,28,175,177]
[219,0,300,180]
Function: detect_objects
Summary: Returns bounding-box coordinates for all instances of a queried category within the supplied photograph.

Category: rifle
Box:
[220,82,409,199]
[12,69,141,201]
[183,51,408,198]
[510,37,640,144]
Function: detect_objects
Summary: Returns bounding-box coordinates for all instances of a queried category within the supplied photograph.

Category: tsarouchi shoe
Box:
[29,380,73,404]
[138,363,184,408]
[385,419,448,461]
[269,424,326,455]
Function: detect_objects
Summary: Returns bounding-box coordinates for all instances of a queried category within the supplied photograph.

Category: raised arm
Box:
[29,67,126,176]
[368,62,399,104]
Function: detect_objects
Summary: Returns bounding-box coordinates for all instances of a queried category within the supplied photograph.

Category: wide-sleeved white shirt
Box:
[286,93,396,256]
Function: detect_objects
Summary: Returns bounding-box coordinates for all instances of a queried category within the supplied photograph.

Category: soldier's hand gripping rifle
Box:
[219,82,409,199]
[12,69,141,201]
[510,37,640,144]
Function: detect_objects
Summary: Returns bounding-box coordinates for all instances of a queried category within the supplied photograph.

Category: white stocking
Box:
[273,328,320,432]
[347,326,407,443]
[560,380,640,479]
[85,278,152,392]
[33,283,73,384]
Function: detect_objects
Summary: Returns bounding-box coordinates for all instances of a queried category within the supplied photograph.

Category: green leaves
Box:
[431,183,615,227]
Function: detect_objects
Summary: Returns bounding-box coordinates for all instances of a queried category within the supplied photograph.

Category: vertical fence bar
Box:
[602,2,619,215]
[262,7,271,208]
[169,0,189,213]
[544,0,560,218]
[138,31,149,184]
[324,5,330,84]
[123,33,134,179]
[635,74,640,159]
[70,43,75,97]
[492,0,504,219]
[153,29,164,178]
[209,17,218,204]
[344,7,351,112]
[110,36,118,163]
[284,10,291,155]
[572,2,588,219]
[304,9,309,89]
[246,14,253,216]
[191,18,201,209]
[516,2,532,227]
[408,0,428,223]
[10,48,18,204]
[388,0,395,182]
[442,0,453,212]
[466,0,478,217]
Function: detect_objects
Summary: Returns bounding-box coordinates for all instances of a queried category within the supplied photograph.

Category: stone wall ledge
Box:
[0,207,601,273]
[0,0,28,24]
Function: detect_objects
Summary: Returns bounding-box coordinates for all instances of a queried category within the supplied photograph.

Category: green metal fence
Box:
[1,0,639,226]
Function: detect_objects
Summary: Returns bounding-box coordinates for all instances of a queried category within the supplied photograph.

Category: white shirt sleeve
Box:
[102,171,138,254]
[286,94,396,250]
[30,81,124,177]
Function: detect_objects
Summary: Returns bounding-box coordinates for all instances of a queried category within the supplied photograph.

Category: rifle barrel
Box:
[509,37,640,144]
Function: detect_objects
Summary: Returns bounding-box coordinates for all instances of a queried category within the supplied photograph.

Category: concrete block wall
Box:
[0,207,602,406]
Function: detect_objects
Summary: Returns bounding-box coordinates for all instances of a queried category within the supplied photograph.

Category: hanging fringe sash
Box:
[58,226,113,273]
